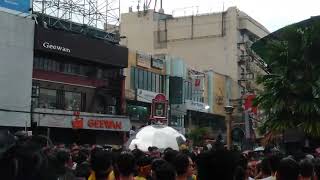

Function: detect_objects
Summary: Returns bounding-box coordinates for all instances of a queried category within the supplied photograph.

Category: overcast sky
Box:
[120,0,320,32]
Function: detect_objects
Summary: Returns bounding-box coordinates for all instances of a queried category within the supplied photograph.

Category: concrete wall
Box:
[120,12,155,54]
[0,12,34,127]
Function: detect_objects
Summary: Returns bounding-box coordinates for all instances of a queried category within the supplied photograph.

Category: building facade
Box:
[120,7,269,143]
[124,50,167,128]
[31,15,131,145]
[0,11,34,129]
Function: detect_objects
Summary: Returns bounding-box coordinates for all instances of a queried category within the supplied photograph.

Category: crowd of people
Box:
[1,130,320,180]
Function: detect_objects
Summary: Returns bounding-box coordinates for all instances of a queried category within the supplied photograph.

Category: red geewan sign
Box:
[87,119,122,129]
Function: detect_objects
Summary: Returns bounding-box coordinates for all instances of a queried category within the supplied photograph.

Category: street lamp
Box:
[224,105,234,150]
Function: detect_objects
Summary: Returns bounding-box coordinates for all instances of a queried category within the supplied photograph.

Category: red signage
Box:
[150,94,168,124]
[244,94,257,114]
[87,119,122,129]
[72,111,84,129]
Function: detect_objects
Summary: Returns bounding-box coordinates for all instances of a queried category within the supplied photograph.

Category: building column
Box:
[207,71,214,112]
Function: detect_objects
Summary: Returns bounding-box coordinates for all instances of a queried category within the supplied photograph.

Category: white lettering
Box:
[42,42,71,53]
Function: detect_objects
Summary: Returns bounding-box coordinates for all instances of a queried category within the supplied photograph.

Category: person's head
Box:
[163,148,178,165]
[0,135,54,180]
[73,149,89,164]
[116,151,136,177]
[173,153,194,177]
[234,166,246,180]
[132,148,144,160]
[153,162,176,180]
[299,158,314,178]
[196,149,241,180]
[276,157,300,180]
[314,158,320,179]
[137,155,152,178]
[269,153,282,174]
[260,158,272,176]
[90,148,113,178]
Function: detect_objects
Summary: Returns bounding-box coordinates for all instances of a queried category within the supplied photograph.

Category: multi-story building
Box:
[120,6,269,142]
[0,8,131,144]
[124,50,167,128]
[0,11,34,131]
[120,7,268,88]
[31,14,131,144]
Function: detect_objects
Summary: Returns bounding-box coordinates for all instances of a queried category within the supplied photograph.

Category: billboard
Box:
[0,0,31,15]
[34,26,128,68]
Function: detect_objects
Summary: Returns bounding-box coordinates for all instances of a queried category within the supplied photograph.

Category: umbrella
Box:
[126,125,186,152]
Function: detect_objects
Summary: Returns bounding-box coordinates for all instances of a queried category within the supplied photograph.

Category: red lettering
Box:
[95,120,101,128]
[87,119,122,129]
[88,120,94,128]
[107,121,113,129]
[114,121,122,129]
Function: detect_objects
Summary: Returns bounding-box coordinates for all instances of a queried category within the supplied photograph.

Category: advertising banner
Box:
[136,89,158,103]
[136,51,151,69]
[34,26,128,68]
[0,0,31,15]
[34,108,131,132]
[185,100,209,113]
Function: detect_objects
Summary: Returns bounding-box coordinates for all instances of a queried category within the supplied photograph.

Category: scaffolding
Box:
[32,0,121,43]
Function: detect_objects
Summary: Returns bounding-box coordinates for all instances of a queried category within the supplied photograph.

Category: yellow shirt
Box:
[134,176,147,180]
[88,170,115,180]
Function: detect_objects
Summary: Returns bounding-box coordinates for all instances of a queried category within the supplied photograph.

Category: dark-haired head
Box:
[260,158,272,177]
[153,161,176,180]
[300,158,313,178]
[0,135,54,180]
[196,149,241,180]
[276,157,300,180]
[172,153,194,177]
[314,158,320,178]
[90,148,113,178]
[116,151,136,177]
[269,153,282,175]
[163,149,178,165]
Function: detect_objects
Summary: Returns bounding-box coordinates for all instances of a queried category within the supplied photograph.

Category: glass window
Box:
[138,69,144,89]
[130,67,135,89]
[159,75,163,93]
[43,58,47,70]
[134,67,139,89]
[152,73,156,92]
[143,70,148,90]
[33,57,39,69]
[148,71,152,91]
[39,89,57,109]
[155,74,160,93]
[64,91,82,111]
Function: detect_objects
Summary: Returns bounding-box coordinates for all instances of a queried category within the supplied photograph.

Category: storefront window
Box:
[131,67,165,93]
[143,70,148,90]
[65,92,82,111]
[39,89,57,109]
[138,68,144,89]
[155,74,159,93]
[152,73,156,92]
[127,104,149,121]
[147,71,152,91]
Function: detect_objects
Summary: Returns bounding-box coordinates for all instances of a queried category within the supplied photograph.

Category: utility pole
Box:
[224,105,234,150]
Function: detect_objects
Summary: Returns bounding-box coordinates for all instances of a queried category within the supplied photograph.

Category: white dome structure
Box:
[127,125,186,152]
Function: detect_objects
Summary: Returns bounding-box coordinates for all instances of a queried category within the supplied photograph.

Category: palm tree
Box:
[252,16,320,137]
